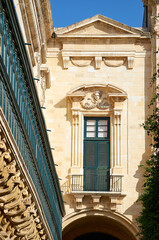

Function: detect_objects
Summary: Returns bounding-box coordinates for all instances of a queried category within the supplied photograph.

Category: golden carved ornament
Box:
[0,133,48,240]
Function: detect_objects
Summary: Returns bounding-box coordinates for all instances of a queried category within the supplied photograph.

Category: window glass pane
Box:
[98,132,107,138]
[87,132,96,137]
[98,126,107,132]
[87,120,96,125]
[87,126,96,132]
[98,120,107,125]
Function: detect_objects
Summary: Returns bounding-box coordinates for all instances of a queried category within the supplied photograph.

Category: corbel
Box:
[95,56,102,69]
[63,56,70,69]
[127,56,134,69]
[40,65,51,89]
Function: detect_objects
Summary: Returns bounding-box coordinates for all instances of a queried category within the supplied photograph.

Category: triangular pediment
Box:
[55,15,145,36]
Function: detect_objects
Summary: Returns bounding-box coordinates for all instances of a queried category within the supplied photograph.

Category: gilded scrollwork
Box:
[0,132,48,240]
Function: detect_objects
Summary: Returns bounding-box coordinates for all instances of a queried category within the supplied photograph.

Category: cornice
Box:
[40,0,53,39]
[56,33,150,39]
[55,14,147,36]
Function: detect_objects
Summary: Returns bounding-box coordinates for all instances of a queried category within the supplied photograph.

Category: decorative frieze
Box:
[103,57,126,67]
[62,51,135,69]
[71,57,93,67]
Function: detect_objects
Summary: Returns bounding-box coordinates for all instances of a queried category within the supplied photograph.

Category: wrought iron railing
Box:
[71,174,123,192]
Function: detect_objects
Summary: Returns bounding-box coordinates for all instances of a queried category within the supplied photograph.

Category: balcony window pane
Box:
[98,132,107,138]
[87,120,96,125]
[98,126,107,132]
[87,126,96,132]
[98,120,107,125]
[87,132,96,138]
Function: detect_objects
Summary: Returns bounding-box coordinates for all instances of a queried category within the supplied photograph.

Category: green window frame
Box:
[84,117,110,191]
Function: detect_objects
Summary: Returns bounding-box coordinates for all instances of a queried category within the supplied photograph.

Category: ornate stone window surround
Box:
[67,84,127,192]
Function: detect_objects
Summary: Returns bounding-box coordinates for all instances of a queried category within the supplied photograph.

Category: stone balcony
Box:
[61,174,126,211]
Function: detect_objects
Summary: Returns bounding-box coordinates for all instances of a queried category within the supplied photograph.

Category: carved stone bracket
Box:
[71,193,126,211]
[63,56,70,69]
[127,56,134,69]
[95,56,102,69]
[40,65,51,89]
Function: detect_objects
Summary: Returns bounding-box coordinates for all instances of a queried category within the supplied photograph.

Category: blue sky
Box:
[50,0,144,28]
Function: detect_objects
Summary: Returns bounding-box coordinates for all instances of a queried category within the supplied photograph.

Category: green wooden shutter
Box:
[84,141,96,167]
[97,141,110,191]
[84,169,96,191]
[84,141,96,190]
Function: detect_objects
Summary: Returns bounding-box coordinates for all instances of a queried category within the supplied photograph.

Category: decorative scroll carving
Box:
[71,58,93,67]
[0,132,48,240]
[103,58,126,67]
[81,91,110,109]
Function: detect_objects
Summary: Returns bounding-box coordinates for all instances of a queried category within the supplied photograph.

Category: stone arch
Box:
[62,210,139,240]
[67,83,127,96]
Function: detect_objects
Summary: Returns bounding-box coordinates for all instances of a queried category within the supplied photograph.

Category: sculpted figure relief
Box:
[81,90,110,109]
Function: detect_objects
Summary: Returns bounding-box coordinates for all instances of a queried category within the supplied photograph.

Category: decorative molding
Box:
[62,51,135,69]
[113,108,122,167]
[68,84,127,106]
[103,58,126,67]
[71,57,93,67]
[72,110,80,166]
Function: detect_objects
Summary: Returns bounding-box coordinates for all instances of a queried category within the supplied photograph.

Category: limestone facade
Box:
[45,11,154,240]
